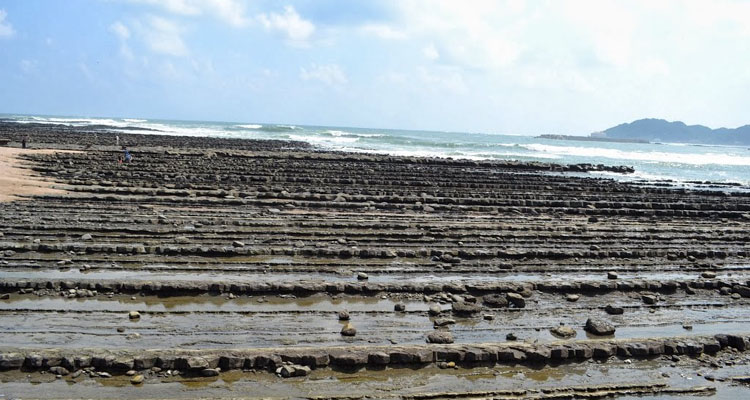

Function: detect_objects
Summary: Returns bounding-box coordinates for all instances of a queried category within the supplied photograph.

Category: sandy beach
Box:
[0,123,749,399]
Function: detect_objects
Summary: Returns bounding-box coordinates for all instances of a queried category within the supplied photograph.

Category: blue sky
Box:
[1,0,749,135]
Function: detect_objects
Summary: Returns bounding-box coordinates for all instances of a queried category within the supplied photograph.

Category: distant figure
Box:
[21,135,29,149]
[116,135,120,146]
[122,146,132,163]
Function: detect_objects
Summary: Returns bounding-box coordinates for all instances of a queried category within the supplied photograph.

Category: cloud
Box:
[128,0,249,27]
[258,6,315,43]
[300,63,347,86]
[110,21,131,40]
[422,43,439,61]
[139,16,188,56]
[360,24,406,40]
[0,9,15,38]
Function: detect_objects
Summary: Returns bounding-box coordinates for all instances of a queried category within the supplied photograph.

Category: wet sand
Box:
[0,123,749,398]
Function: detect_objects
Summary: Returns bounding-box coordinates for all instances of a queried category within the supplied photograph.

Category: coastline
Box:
[0,123,749,397]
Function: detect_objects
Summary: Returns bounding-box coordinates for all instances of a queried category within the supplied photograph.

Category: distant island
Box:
[592,118,750,146]
[539,118,750,146]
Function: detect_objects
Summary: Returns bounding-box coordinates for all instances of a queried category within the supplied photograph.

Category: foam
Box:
[524,144,750,167]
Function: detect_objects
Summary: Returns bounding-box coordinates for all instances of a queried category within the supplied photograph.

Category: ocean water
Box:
[4,114,750,187]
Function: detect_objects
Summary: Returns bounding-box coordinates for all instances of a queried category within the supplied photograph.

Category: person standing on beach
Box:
[122,146,133,163]
[21,135,28,149]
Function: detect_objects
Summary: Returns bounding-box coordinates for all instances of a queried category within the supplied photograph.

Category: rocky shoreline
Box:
[0,122,749,398]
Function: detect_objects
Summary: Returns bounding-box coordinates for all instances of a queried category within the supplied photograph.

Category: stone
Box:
[232,241,245,248]
[81,233,93,241]
[483,294,509,308]
[427,331,454,344]
[394,303,406,312]
[506,292,526,308]
[433,318,456,327]
[701,271,717,279]
[130,375,144,384]
[200,368,220,377]
[128,311,141,320]
[49,366,69,376]
[341,323,357,336]
[604,305,624,315]
[451,301,481,316]
[0,294,9,300]
[338,310,350,321]
[550,325,577,338]
[585,318,615,336]
[607,271,618,279]
[642,294,657,305]
[565,294,580,302]
[356,272,368,280]
[506,333,518,341]
[185,357,209,370]
[428,304,442,316]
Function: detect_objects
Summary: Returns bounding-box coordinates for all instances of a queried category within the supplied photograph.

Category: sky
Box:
[1,0,750,135]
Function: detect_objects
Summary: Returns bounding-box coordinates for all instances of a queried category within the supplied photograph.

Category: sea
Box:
[4,114,749,188]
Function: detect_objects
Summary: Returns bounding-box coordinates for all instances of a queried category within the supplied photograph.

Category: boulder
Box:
[607,271,618,279]
[483,294,509,308]
[506,292,526,308]
[200,368,220,377]
[604,305,624,315]
[585,318,615,336]
[340,323,357,336]
[128,311,141,320]
[433,318,456,327]
[428,304,442,316]
[565,294,580,302]
[451,301,481,316]
[427,331,454,344]
[550,325,577,338]
[642,294,657,305]
[337,310,350,321]
[130,374,144,384]
[394,303,406,312]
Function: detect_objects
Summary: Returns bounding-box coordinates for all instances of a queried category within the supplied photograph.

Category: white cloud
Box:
[422,43,439,61]
[418,66,467,94]
[110,21,131,40]
[110,21,134,60]
[300,63,347,86]
[128,0,248,27]
[258,6,315,43]
[140,16,188,57]
[360,24,406,40]
[0,9,15,38]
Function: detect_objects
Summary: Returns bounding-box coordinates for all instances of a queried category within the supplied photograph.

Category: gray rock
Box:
[200,368,219,377]
[550,325,577,338]
[506,292,526,308]
[642,294,657,305]
[427,331,454,344]
[338,310,350,321]
[394,303,406,312]
[81,233,93,241]
[604,305,624,315]
[483,294,509,308]
[128,311,141,320]
[585,318,616,336]
[340,323,357,336]
[433,318,456,327]
[607,271,618,279]
[565,294,580,302]
[451,301,481,316]
[356,272,368,280]
[428,304,442,316]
